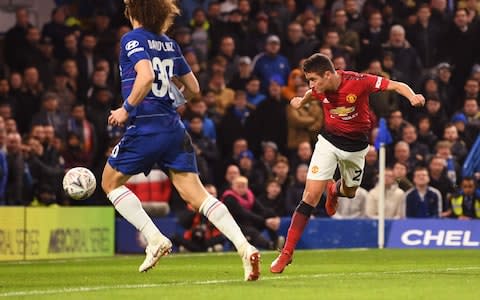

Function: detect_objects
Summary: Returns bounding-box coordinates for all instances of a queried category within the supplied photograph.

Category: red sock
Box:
[283,201,314,254]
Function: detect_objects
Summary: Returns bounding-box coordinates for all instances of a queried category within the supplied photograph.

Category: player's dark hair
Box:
[124,0,180,34]
[302,53,335,77]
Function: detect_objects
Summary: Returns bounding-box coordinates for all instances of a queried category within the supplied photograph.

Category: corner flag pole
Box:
[378,143,386,249]
[374,118,391,249]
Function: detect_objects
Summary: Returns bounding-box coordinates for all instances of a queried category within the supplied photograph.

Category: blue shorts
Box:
[108,127,198,176]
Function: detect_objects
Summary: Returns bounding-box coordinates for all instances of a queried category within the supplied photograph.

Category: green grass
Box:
[0,249,479,300]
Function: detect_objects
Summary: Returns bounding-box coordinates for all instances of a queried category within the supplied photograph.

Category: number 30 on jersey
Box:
[151,57,174,98]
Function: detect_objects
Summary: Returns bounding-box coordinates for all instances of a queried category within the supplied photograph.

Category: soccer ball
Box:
[62,167,97,200]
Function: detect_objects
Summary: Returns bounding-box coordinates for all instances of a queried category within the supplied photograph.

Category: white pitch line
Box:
[0,266,479,297]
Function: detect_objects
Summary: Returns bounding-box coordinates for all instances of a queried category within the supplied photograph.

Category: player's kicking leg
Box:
[102,163,172,272]
[171,171,260,281]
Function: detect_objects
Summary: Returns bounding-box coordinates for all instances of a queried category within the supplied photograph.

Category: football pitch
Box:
[0,249,478,300]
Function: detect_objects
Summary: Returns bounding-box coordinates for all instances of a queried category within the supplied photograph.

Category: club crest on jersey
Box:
[346,93,357,103]
[311,166,319,173]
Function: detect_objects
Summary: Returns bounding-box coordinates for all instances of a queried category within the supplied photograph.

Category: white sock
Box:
[107,185,166,244]
[199,196,249,256]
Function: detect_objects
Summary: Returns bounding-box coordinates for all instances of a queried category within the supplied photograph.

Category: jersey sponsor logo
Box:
[127,47,144,57]
[329,106,355,117]
[346,93,357,103]
[125,40,139,51]
[311,166,319,174]
[375,76,382,88]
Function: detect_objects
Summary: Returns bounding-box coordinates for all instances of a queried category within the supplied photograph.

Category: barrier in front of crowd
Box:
[0,207,115,261]
[115,217,480,252]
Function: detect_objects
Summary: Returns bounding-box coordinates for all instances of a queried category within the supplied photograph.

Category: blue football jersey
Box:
[119,28,191,135]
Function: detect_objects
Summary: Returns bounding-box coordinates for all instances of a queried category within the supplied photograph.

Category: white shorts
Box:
[307,134,369,187]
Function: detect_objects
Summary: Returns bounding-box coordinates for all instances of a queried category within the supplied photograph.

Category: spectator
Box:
[206,72,235,116]
[244,77,266,109]
[248,12,272,58]
[15,66,43,135]
[390,141,417,173]
[435,62,456,115]
[416,115,438,153]
[248,77,288,154]
[216,35,240,84]
[332,8,360,64]
[6,132,31,205]
[257,141,279,181]
[221,176,281,250]
[358,10,388,70]
[219,164,241,195]
[48,70,77,115]
[31,92,68,140]
[182,98,216,142]
[447,177,480,219]
[42,7,71,59]
[217,90,254,158]
[406,4,441,68]
[282,68,304,101]
[4,7,33,72]
[423,94,448,139]
[76,32,99,100]
[272,155,294,196]
[25,137,64,206]
[366,168,405,219]
[228,56,253,91]
[434,140,460,188]
[438,8,477,92]
[281,21,315,69]
[387,109,408,143]
[405,167,443,218]
[66,103,96,167]
[289,141,313,175]
[427,155,456,216]
[236,150,265,196]
[0,78,15,108]
[188,114,218,184]
[381,24,422,90]
[400,123,430,165]
[286,84,322,156]
[257,178,287,217]
[393,161,414,192]
[443,123,468,164]
[252,34,290,94]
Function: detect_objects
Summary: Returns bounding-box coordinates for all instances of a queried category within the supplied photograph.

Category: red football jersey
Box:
[312,70,389,141]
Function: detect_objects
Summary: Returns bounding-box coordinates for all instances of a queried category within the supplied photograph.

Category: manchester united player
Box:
[270,53,425,273]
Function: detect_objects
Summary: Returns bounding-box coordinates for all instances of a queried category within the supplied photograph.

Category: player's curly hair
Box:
[124,0,180,34]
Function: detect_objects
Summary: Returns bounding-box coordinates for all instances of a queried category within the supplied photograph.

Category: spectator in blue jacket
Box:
[252,34,290,94]
[406,167,443,218]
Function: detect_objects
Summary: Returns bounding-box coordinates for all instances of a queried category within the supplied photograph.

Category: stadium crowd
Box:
[0,0,479,247]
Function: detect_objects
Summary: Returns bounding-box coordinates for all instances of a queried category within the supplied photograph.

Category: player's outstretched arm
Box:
[386,80,425,107]
[290,89,314,109]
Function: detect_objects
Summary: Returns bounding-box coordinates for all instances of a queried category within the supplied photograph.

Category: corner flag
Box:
[374,118,392,150]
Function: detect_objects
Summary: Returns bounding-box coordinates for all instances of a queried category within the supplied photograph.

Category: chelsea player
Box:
[102,0,260,281]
